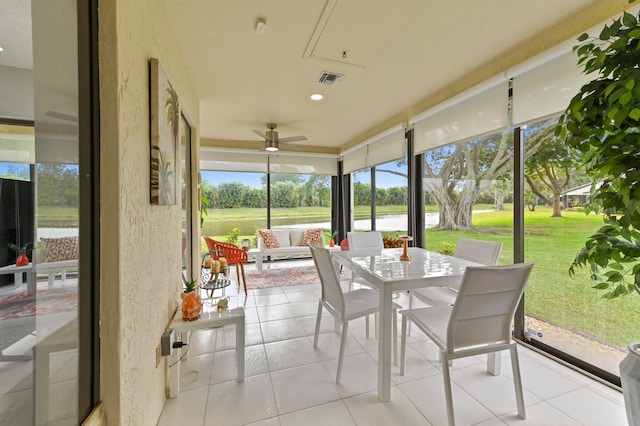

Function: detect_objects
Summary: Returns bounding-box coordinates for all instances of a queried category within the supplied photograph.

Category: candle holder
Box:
[398,235,413,261]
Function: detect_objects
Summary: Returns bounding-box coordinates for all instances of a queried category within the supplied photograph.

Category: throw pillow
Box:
[303,228,323,246]
[41,236,79,262]
[258,229,280,248]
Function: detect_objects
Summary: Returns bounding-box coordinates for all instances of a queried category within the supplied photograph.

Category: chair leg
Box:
[336,321,349,384]
[393,308,398,366]
[400,315,407,376]
[235,264,241,293]
[374,312,378,340]
[510,344,526,419]
[313,301,323,348]
[365,315,370,339]
[240,263,247,295]
[407,291,413,336]
[441,352,456,426]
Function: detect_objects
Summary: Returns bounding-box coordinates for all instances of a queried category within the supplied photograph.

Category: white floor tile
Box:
[158,259,630,426]
[400,374,495,426]
[260,318,307,343]
[279,400,355,426]
[270,363,341,414]
[158,386,208,426]
[204,373,278,426]
[264,336,323,371]
[343,386,430,425]
[323,352,378,397]
[500,400,580,425]
[178,352,213,392]
[211,344,267,383]
[546,386,627,425]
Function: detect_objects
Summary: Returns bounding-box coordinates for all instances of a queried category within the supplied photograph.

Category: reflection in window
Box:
[422,130,513,258]
[522,116,636,376]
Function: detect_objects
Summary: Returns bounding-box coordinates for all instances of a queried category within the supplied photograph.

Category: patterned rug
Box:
[244,264,322,290]
[0,287,78,319]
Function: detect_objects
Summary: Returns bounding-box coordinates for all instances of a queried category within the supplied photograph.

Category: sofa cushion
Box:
[258,229,279,248]
[303,228,323,246]
[290,229,306,246]
[41,236,78,262]
[272,229,291,247]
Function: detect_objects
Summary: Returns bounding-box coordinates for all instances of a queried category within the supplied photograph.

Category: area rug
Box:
[0,287,78,319]
[244,265,322,290]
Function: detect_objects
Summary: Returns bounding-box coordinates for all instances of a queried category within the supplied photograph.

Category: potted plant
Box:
[8,242,31,266]
[556,5,640,423]
[181,276,201,321]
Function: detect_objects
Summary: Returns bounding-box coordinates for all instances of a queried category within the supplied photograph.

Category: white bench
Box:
[34,247,79,286]
[256,228,340,271]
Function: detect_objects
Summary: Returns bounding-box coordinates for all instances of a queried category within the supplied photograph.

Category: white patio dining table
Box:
[333,246,497,402]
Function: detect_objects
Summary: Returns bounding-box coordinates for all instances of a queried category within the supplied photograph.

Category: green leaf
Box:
[629,108,640,120]
[629,28,640,39]
[623,12,637,27]
[578,32,589,42]
[609,262,624,270]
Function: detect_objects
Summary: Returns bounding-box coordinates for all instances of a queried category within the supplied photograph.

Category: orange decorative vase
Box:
[329,238,335,247]
[182,291,202,321]
[15,253,28,267]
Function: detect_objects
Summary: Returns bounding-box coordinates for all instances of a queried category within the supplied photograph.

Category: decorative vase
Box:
[242,239,250,252]
[329,238,335,247]
[182,291,202,321]
[15,253,28,266]
[620,342,640,425]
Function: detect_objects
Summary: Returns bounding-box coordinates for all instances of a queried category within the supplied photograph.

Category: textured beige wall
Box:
[98,0,199,424]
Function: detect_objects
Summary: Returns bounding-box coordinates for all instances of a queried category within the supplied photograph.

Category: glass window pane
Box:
[200,170,267,252]
[423,130,513,263]
[522,116,631,376]
[374,159,408,235]
[352,169,372,231]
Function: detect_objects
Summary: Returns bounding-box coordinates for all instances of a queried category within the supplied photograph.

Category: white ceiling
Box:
[165,0,617,154]
[1,0,631,154]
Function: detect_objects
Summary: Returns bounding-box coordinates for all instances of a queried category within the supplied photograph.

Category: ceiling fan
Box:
[252,123,307,151]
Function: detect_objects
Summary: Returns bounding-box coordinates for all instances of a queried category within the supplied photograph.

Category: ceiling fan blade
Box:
[278,135,307,143]
[252,129,267,139]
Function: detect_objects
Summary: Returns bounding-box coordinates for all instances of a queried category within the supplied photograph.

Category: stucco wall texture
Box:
[99,0,198,424]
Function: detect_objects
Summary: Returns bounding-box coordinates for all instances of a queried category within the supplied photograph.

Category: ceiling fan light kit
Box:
[252,122,307,152]
[265,140,279,151]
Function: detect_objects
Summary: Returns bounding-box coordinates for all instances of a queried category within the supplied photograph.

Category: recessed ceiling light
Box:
[310,93,323,101]
[0,47,4,52]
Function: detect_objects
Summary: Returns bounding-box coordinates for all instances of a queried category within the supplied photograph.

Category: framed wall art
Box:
[149,57,180,205]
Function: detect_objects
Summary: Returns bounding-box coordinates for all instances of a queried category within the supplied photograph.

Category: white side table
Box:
[0,262,36,293]
[168,303,245,398]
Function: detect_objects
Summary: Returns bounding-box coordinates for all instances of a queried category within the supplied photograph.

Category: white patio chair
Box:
[411,238,502,307]
[345,231,384,290]
[399,263,534,426]
[310,243,400,384]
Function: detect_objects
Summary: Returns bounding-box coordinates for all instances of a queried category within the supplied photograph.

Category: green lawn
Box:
[204,205,640,349]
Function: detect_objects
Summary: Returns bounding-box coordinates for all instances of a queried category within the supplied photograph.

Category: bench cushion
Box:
[41,236,78,262]
[258,229,279,248]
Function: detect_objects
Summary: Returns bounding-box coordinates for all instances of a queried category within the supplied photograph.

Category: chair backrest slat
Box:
[447,263,533,352]
[347,231,384,251]
[454,238,502,266]
[310,244,345,317]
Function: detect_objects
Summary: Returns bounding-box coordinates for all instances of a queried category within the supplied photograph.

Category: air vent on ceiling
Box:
[317,71,344,85]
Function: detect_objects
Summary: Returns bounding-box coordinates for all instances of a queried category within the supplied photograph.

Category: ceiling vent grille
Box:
[317,71,344,85]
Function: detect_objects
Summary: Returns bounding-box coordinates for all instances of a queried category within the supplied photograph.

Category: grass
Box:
[424,207,640,350]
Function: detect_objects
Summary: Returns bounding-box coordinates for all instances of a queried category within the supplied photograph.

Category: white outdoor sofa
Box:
[255,228,321,272]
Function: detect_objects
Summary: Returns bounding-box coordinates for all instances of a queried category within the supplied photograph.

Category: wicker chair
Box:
[203,236,249,294]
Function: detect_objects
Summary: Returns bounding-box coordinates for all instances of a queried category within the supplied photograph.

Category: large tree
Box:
[424,131,515,230]
[524,120,580,217]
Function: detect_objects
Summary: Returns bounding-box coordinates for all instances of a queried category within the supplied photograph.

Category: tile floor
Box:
[158,259,628,426]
